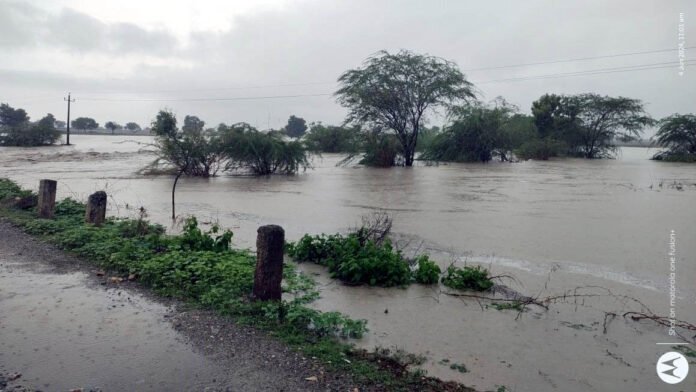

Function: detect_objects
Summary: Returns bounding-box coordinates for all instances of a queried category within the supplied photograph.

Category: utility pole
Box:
[64,93,75,145]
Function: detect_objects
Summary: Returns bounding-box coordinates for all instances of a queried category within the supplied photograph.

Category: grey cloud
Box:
[46,8,105,51]
[0,1,179,55]
[0,0,45,48]
[109,23,178,54]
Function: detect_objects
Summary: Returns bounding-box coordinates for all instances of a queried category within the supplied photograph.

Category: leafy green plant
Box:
[287,233,412,287]
[413,255,441,285]
[490,301,524,312]
[0,178,32,201]
[441,265,494,291]
[173,217,233,252]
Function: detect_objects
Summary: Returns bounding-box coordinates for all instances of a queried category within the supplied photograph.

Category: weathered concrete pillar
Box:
[85,191,107,226]
[252,225,285,301]
[37,179,57,219]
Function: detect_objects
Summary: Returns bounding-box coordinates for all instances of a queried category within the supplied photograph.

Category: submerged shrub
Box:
[413,255,441,285]
[221,123,310,175]
[287,233,412,287]
[441,265,494,291]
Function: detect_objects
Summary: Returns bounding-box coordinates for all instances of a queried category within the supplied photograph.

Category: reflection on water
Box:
[2,134,695,391]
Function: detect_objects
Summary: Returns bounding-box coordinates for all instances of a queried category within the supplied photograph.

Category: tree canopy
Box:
[105,121,122,134]
[72,117,99,131]
[0,103,60,146]
[304,122,360,153]
[125,122,141,132]
[336,50,476,166]
[284,115,307,138]
[529,93,653,158]
[421,99,519,162]
[653,113,696,161]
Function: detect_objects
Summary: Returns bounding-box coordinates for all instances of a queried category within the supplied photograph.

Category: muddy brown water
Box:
[0,260,225,391]
[1,135,695,391]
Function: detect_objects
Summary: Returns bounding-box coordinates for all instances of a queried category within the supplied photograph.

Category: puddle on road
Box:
[0,260,224,391]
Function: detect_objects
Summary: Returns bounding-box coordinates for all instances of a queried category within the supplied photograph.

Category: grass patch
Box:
[0,178,475,391]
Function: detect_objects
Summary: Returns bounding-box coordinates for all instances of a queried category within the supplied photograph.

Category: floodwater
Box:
[1,134,695,391]
[0,253,230,391]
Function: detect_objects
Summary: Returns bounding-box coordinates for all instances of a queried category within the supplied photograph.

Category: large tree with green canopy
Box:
[335,50,477,166]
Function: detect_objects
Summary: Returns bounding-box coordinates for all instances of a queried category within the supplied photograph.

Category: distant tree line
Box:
[3,49,695,163]
[0,103,60,146]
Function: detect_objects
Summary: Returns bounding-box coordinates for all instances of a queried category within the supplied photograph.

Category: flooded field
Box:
[1,134,695,391]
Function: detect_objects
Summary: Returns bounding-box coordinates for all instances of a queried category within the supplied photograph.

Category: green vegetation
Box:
[673,345,696,363]
[151,111,309,177]
[336,49,476,167]
[125,122,141,132]
[283,115,307,138]
[0,178,479,391]
[0,103,61,146]
[652,114,696,162]
[449,363,469,373]
[220,122,310,175]
[105,121,122,134]
[359,132,403,167]
[286,233,413,287]
[304,122,360,153]
[71,116,99,131]
[441,265,494,291]
[529,93,654,159]
[413,255,441,284]
[490,301,525,312]
[422,100,521,163]
[150,111,310,218]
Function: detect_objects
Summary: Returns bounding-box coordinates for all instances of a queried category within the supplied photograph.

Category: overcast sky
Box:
[1,0,693,133]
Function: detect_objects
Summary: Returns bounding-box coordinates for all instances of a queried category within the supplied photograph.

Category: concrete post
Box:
[85,191,107,226]
[37,179,57,219]
[253,225,285,301]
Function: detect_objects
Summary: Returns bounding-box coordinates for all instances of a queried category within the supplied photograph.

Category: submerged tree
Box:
[568,94,654,158]
[652,113,696,162]
[422,100,516,163]
[304,122,360,153]
[0,104,60,146]
[528,93,653,159]
[150,110,195,220]
[336,50,476,166]
[220,123,310,175]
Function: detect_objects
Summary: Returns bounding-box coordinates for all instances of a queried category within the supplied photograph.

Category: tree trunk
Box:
[171,169,184,220]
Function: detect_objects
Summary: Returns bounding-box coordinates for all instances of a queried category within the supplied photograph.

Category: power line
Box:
[74,81,337,95]
[475,60,696,84]
[462,46,696,72]
[73,60,694,102]
[71,46,695,96]
[78,93,332,102]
